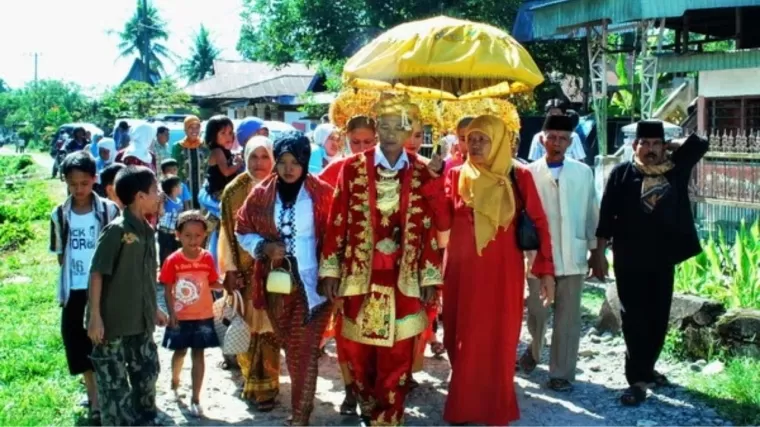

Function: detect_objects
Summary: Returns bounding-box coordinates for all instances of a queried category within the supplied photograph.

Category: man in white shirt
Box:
[520,114,601,392]
[528,99,586,162]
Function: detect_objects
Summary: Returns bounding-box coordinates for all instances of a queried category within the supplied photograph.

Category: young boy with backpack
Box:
[87,165,168,426]
[50,151,120,424]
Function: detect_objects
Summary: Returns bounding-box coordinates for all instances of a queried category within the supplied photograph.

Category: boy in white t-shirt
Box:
[50,151,120,424]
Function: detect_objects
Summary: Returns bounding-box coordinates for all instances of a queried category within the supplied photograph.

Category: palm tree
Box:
[117,0,172,80]
[180,25,220,83]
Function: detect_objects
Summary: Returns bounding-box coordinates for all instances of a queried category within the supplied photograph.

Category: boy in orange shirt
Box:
[160,211,222,417]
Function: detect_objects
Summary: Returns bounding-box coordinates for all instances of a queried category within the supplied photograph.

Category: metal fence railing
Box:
[692,129,760,242]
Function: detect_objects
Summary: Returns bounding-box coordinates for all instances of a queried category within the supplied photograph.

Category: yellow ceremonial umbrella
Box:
[343,15,544,100]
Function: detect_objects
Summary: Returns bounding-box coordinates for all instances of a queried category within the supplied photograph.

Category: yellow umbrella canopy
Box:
[343,15,544,100]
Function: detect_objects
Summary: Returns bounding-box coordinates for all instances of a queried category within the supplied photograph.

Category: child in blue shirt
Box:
[161,159,192,210]
[158,175,185,266]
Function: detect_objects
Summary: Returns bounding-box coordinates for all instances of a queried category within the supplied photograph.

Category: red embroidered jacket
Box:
[318,149,444,299]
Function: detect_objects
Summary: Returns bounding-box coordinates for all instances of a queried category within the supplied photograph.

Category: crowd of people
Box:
[50,94,708,426]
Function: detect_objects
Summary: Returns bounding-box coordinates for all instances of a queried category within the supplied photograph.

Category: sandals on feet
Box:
[258,398,276,413]
[429,341,446,358]
[547,378,574,392]
[518,351,537,374]
[620,385,647,407]
[88,408,101,426]
[339,397,358,416]
[651,371,672,388]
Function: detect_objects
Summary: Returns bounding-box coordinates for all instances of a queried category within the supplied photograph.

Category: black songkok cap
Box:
[542,115,574,132]
[636,120,665,139]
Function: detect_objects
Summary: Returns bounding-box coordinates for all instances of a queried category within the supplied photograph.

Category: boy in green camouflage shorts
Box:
[88,166,168,426]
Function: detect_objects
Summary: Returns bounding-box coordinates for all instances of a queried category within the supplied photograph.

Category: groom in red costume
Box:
[319,95,444,426]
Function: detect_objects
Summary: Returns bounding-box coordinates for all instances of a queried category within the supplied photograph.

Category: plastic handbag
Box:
[266,258,294,295]
[222,290,251,355]
[509,168,540,251]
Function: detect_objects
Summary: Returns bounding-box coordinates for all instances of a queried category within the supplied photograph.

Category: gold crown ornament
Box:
[329,89,442,137]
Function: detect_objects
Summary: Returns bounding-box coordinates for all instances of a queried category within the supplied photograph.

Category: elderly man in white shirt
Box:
[520,114,601,392]
[528,100,586,162]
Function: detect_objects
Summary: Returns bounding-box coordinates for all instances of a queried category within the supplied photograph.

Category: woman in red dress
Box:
[441,115,556,425]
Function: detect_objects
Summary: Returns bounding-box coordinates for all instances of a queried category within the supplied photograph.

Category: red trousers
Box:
[342,337,416,425]
[269,292,331,425]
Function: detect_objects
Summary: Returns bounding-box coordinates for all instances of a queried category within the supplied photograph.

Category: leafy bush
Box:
[0,222,34,251]
[675,220,760,309]
[0,155,35,178]
[0,179,53,251]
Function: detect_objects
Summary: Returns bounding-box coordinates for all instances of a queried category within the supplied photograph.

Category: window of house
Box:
[707,97,760,131]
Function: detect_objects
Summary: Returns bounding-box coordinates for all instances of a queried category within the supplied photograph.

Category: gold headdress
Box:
[329,89,442,135]
[440,98,521,136]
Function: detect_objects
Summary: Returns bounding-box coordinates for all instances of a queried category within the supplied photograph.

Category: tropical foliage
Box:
[0,78,195,149]
[674,220,760,309]
[92,80,197,132]
[0,80,91,144]
[180,25,220,83]
[117,0,172,76]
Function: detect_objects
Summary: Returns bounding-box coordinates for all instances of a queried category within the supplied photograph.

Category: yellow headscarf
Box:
[458,115,516,255]
[181,115,202,149]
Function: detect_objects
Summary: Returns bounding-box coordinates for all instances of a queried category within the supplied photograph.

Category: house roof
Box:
[529,0,760,39]
[120,58,161,86]
[184,60,317,99]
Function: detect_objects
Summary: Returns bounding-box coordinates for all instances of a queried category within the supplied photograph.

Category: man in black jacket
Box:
[593,120,708,406]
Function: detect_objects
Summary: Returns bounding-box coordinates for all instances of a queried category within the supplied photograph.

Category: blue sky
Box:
[0,0,245,95]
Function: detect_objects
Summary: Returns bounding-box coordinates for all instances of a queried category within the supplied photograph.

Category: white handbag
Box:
[222,290,251,355]
[212,291,231,345]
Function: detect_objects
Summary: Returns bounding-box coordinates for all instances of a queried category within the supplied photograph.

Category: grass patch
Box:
[580,285,606,321]
[686,358,760,425]
[0,178,84,426]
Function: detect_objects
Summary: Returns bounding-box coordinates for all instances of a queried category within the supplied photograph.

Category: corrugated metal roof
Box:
[184,60,316,98]
[657,49,760,73]
[512,0,635,42]
[209,75,314,100]
[531,0,760,39]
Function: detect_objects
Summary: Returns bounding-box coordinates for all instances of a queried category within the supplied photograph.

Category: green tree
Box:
[94,79,197,131]
[0,78,9,94]
[117,0,172,77]
[180,25,221,83]
[236,0,584,109]
[0,80,92,145]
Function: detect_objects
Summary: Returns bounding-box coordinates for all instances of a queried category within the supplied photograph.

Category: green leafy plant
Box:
[675,220,760,309]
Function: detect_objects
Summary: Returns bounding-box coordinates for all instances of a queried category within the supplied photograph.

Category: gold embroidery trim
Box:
[420,260,443,287]
[341,287,428,347]
[319,254,341,279]
[375,238,399,255]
